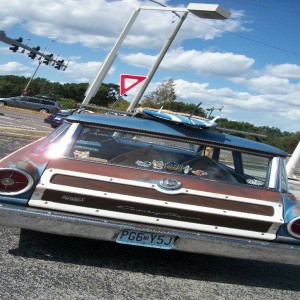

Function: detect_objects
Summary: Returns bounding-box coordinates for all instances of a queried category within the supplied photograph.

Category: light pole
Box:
[127,4,230,111]
[81,3,230,108]
[22,37,58,95]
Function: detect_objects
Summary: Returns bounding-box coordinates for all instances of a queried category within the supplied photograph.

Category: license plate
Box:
[54,117,61,121]
[116,229,176,249]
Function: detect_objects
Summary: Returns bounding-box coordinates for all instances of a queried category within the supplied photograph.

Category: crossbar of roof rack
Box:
[215,127,267,141]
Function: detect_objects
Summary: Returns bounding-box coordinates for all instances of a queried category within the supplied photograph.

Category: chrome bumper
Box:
[0,203,299,266]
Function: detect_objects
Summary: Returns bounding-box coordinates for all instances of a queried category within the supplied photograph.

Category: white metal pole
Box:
[286,141,300,178]
[82,6,142,106]
[127,10,188,111]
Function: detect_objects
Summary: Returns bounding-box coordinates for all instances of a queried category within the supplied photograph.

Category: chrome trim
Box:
[29,168,284,240]
[29,199,277,240]
[0,203,299,266]
[0,168,34,196]
[158,178,182,190]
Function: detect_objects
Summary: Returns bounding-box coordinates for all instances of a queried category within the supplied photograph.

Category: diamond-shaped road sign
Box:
[120,74,147,95]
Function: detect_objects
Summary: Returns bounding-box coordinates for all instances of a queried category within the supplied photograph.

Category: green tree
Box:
[142,79,176,108]
[90,83,120,107]
[62,83,88,102]
[141,78,205,116]
[60,98,77,109]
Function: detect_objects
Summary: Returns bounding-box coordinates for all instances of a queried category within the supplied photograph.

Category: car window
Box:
[41,100,54,105]
[27,98,41,104]
[67,126,275,188]
[12,97,25,101]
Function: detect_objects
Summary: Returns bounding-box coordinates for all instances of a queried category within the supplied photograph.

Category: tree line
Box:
[0,75,299,153]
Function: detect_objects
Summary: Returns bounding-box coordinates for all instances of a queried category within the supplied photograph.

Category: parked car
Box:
[44,109,77,128]
[44,108,95,128]
[0,108,299,265]
[0,95,62,113]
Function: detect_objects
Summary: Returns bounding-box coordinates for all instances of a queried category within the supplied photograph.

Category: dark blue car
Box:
[44,109,77,128]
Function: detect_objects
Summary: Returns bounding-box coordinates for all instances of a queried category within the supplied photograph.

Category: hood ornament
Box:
[158,178,182,190]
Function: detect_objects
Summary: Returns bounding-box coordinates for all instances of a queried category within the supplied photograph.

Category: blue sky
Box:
[0,0,300,132]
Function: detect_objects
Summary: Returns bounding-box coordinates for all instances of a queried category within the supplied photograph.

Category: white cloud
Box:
[65,60,115,83]
[265,64,300,79]
[0,16,21,29]
[0,0,245,50]
[121,48,254,76]
[233,75,292,94]
[0,61,31,76]
[170,78,299,131]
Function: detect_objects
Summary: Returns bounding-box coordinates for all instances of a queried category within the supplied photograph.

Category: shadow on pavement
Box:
[9,229,300,291]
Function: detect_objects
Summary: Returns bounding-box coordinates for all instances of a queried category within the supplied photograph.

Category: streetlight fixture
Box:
[81,3,230,108]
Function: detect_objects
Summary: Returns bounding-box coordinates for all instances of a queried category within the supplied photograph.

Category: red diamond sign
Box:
[120,74,147,95]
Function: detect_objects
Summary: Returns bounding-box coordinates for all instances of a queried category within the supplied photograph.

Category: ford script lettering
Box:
[61,195,85,202]
[117,205,202,222]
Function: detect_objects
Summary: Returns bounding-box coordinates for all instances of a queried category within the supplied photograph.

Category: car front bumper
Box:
[0,202,299,266]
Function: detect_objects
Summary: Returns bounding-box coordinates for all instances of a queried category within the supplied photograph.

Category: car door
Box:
[26,97,43,111]
[10,96,28,108]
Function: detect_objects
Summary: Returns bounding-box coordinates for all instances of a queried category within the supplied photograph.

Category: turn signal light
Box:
[0,168,34,195]
[287,217,300,239]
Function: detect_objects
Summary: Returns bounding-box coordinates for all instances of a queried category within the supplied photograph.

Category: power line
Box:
[149,1,300,57]
[219,0,300,15]
[187,17,300,57]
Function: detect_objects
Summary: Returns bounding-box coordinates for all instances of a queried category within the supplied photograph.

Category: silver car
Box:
[0,95,62,113]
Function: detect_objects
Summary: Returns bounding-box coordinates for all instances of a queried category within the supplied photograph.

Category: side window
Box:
[41,100,54,106]
[28,98,41,104]
[241,153,270,186]
[17,97,28,101]
[218,149,234,168]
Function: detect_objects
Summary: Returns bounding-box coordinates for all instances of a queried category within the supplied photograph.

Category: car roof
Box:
[66,113,288,157]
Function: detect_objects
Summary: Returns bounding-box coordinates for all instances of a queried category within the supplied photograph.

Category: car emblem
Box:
[158,178,182,190]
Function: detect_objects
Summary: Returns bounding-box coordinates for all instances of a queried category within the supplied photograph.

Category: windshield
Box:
[67,126,274,188]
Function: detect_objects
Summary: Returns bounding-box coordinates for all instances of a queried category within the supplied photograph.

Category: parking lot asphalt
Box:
[0,106,53,133]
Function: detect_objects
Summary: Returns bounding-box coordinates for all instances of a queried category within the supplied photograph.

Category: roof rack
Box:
[79,104,267,141]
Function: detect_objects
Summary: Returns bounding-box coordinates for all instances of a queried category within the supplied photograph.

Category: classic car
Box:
[0,108,299,265]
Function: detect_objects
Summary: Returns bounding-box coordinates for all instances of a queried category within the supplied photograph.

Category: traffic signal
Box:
[9,45,18,52]
[8,37,23,52]
[54,59,64,70]
[43,53,54,65]
[28,46,41,59]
